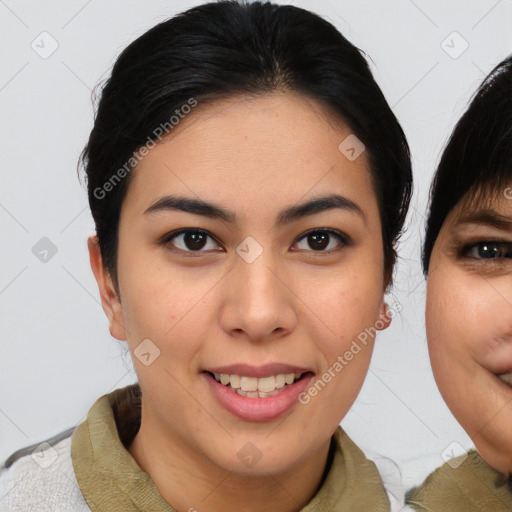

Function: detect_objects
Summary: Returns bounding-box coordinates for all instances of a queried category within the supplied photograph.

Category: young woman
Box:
[407,55,512,510]
[0,1,412,510]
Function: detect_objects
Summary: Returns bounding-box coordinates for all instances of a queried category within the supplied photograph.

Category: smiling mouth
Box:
[205,371,311,398]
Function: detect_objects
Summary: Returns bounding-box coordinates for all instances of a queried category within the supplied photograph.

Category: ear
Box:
[375,301,392,331]
[87,234,127,341]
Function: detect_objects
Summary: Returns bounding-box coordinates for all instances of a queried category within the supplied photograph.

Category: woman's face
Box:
[427,191,512,474]
[91,92,388,476]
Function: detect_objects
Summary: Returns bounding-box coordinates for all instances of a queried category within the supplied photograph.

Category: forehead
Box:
[122,92,376,219]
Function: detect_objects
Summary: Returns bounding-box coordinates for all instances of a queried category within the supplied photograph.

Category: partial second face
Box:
[426,191,512,474]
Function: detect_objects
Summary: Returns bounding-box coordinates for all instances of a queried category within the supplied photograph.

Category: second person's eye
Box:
[465,241,512,260]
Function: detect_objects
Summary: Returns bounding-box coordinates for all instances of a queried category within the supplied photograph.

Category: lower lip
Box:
[203,372,314,421]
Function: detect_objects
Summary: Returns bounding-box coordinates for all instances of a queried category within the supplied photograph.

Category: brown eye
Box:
[163,229,222,253]
[294,229,348,252]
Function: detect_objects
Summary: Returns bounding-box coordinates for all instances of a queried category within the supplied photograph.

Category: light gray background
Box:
[1,0,511,500]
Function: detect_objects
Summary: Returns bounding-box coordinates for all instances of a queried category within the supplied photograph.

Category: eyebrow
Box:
[453,210,512,230]
[143,193,366,227]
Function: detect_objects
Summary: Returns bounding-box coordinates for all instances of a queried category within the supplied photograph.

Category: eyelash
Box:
[159,228,351,256]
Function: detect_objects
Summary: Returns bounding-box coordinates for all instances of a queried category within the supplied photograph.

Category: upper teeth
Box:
[213,373,301,392]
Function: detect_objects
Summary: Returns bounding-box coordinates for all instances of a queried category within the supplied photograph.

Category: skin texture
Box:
[88,92,391,511]
[427,193,512,476]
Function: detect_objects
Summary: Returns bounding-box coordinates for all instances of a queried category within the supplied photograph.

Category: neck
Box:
[127,413,334,512]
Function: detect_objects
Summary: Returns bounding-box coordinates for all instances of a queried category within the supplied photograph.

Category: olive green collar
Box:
[406,450,512,511]
[71,384,389,511]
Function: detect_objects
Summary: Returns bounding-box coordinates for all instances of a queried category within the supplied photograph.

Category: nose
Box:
[219,248,298,343]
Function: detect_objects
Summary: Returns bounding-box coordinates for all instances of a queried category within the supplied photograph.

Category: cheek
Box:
[305,248,384,363]
[426,268,511,368]
[117,251,218,358]
[427,279,470,359]
[312,269,383,359]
